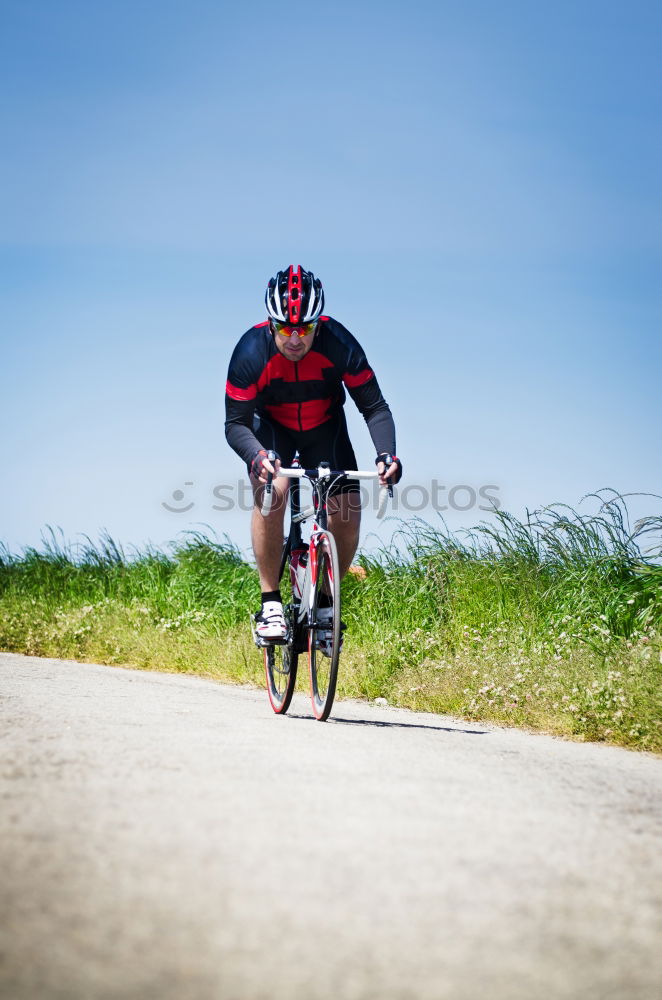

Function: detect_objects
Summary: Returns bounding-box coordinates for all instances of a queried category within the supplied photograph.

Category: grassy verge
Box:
[1,492,660,751]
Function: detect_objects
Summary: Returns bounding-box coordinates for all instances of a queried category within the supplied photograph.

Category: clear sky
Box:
[1,0,660,557]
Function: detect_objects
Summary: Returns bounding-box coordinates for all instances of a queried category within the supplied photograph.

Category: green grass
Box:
[1,491,660,751]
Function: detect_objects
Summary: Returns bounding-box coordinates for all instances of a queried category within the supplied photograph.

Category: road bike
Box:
[252,455,391,722]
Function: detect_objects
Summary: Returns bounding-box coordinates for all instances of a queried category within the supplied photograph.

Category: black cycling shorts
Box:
[251,411,360,496]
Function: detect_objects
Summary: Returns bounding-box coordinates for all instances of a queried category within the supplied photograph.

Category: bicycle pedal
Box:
[250,613,289,648]
[254,634,290,649]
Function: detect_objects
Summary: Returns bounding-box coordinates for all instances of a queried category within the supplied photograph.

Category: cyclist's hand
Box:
[375,453,402,485]
[251,449,281,484]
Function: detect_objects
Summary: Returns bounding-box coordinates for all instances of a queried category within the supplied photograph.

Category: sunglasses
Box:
[271,320,318,338]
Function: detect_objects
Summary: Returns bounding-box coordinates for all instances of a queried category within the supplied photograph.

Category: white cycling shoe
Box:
[254,601,287,644]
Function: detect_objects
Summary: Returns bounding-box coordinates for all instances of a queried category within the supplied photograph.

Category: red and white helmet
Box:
[265,265,325,324]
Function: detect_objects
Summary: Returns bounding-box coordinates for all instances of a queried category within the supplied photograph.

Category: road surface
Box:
[1,652,661,999]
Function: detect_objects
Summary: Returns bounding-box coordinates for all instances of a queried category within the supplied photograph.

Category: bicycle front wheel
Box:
[308,530,341,721]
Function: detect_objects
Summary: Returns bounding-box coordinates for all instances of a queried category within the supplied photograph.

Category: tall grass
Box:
[0,527,259,624]
[344,490,662,644]
[1,491,660,750]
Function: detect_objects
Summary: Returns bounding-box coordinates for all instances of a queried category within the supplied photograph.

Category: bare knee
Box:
[251,477,289,523]
[328,491,361,529]
[327,492,361,577]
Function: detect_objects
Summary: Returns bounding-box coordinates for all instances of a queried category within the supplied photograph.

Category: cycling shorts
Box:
[251,411,360,496]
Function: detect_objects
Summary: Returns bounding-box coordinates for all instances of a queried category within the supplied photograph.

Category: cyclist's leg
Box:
[250,416,295,592]
[327,489,361,579]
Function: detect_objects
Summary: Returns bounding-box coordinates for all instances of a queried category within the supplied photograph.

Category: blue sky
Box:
[1,0,660,556]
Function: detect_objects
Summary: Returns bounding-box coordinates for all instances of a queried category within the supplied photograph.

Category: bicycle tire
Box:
[308,530,341,721]
[264,540,298,715]
[264,607,298,714]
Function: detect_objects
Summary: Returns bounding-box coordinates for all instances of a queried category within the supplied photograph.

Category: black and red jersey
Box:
[225,316,396,467]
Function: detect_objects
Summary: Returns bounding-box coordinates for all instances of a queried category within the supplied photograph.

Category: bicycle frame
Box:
[283,467,335,631]
[275,462,388,633]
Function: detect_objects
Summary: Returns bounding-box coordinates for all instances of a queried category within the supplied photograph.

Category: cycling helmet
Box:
[265,265,325,324]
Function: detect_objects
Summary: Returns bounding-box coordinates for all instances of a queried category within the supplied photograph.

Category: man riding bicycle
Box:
[225,265,402,643]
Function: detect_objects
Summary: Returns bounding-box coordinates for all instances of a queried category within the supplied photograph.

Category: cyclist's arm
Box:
[346,377,397,458]
[224,392,263,468]
[331,321,397,459]
[225,338,265,467]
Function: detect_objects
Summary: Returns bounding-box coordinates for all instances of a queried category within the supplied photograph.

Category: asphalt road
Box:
[1,652,661,1000]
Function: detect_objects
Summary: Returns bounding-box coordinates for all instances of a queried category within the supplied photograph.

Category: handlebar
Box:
[260,464,393,519]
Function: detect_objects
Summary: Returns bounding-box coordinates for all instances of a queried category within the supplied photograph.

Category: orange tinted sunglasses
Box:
[271,320,318,338]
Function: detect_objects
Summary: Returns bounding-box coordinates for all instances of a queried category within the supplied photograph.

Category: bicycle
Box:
[252,454,392,722]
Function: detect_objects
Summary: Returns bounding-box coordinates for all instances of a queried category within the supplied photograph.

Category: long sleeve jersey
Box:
[225,316,396,466]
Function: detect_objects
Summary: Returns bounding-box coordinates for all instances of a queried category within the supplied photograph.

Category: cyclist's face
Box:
[271,322,317,360]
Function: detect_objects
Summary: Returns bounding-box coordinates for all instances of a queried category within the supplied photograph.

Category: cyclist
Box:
[225,265,402,643]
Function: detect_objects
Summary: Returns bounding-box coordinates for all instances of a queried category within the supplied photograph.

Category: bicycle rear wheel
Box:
[308,530,341,721]
[264,607,298,714]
